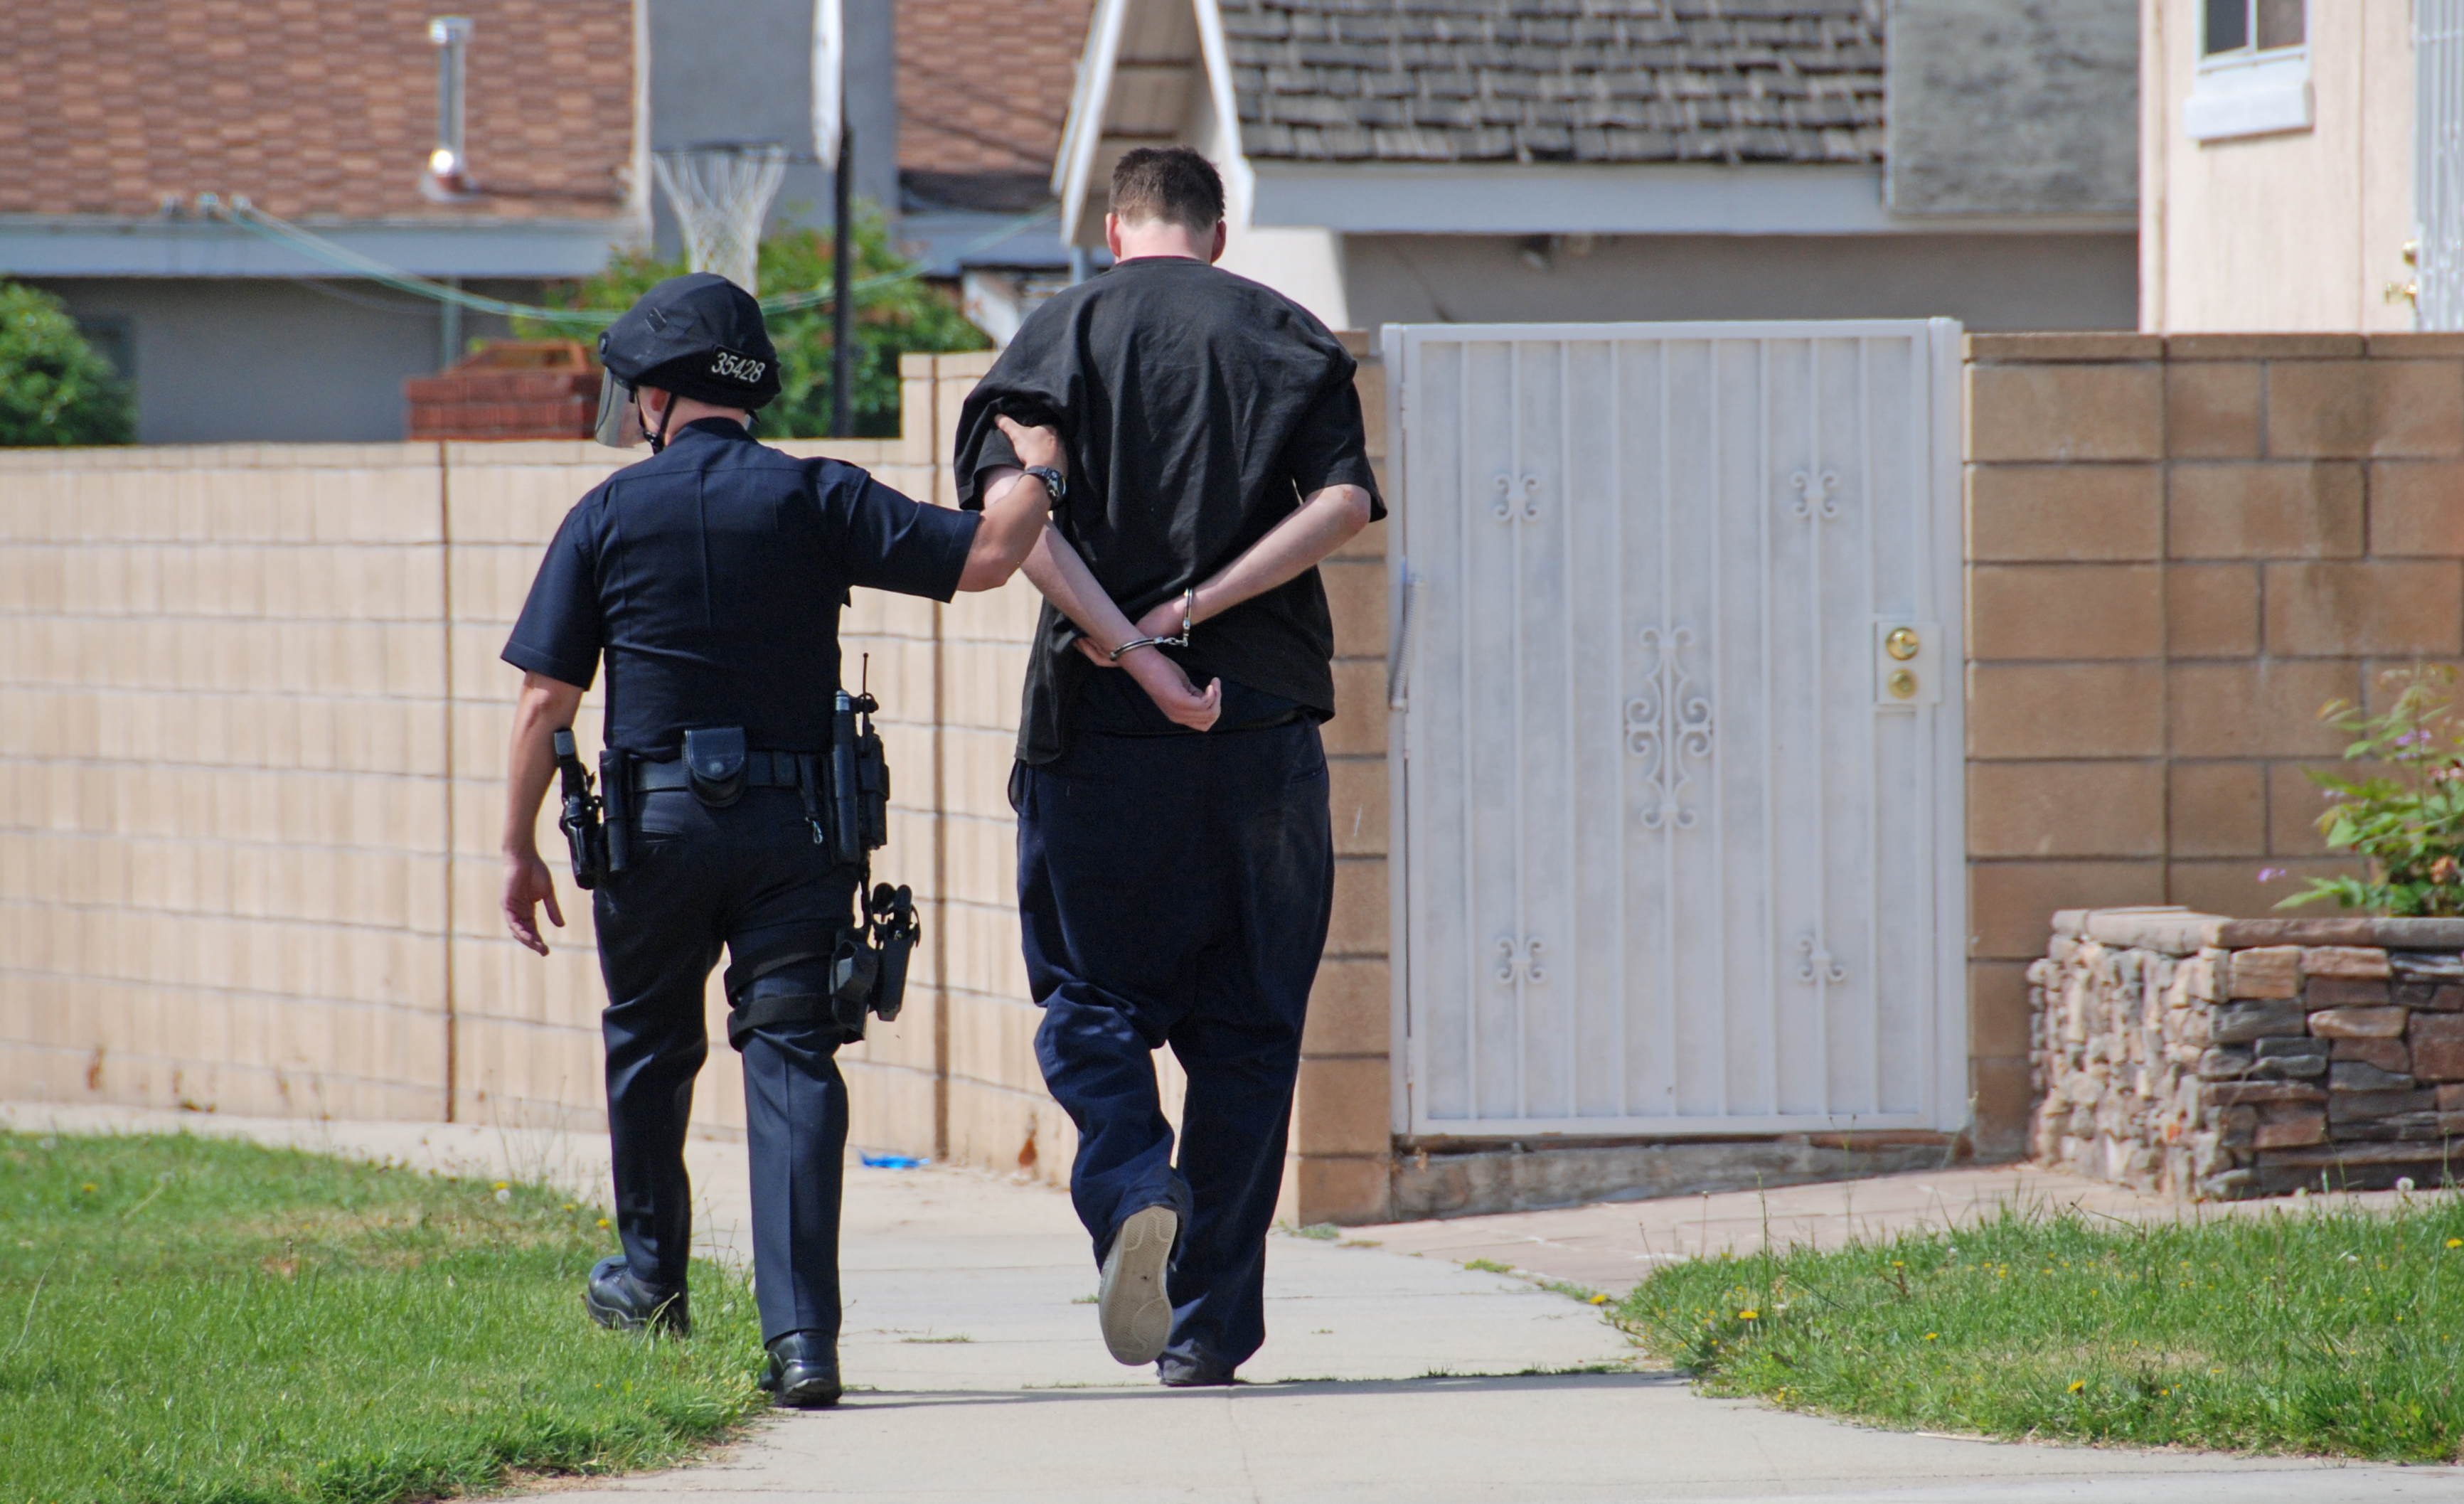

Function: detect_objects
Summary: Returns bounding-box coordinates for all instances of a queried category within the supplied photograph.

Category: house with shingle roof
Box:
[895,0,1115,341]
[1052,0,2140,332]
[0,0,645,443]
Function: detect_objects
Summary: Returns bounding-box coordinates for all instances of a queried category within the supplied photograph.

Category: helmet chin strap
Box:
[642,390,674,454]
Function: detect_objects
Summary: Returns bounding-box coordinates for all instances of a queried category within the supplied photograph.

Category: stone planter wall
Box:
[2032,907,2464,1198]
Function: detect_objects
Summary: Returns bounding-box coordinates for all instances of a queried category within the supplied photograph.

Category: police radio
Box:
[552,728,606,888]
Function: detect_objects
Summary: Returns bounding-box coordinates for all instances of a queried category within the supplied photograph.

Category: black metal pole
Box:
[831,121,855,438]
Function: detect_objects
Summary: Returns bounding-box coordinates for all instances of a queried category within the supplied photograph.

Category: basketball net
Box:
[653,144,789,294]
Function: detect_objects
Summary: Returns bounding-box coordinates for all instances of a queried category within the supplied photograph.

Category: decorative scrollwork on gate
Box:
[1796,934,1847,986]
[1492,473,1540,523]
[1788,469,1841,522]
[1495,935,1545,985]
[1626,626,1714,831]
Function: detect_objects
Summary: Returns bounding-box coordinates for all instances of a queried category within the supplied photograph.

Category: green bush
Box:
[519,208,990,439]
[0,282,134,446]
[2280,665,2464,915]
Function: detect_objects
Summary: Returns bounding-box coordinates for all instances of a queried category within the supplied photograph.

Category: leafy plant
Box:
[516,208,988,438]
[2280,665,2464,915]
[0,282,134,446]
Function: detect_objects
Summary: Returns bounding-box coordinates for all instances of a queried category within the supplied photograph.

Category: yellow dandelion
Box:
[597,1217,611,1229]
[491,1182,508,1191]
[1587,1293,1609,1305]
[2068,1380,2086,1394]
[2448,1239,2462,1250]
[1924,1332,1938,1340]
[1738,1308,1759,1320]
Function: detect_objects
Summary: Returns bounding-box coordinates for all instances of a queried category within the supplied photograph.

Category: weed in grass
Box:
[1463,1259,1515,1274]
[1615,1198,2464,1462]
[0,1132,767,1504]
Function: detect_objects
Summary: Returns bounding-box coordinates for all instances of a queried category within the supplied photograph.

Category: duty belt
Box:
[631,749,810,794]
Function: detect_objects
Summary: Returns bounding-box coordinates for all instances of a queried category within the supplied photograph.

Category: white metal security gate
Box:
[1384,321,1967,1138]
[2421,0,2464,329]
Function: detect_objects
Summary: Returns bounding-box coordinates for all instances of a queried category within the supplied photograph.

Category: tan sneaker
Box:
[1097,1204,1178,1365]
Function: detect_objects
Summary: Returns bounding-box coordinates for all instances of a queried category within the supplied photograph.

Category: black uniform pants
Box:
[1015,720,1333,1372]
[592,786,858,1345]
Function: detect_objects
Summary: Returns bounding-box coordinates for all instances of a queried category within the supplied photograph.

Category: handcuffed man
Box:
[951,146,1384,1386]
[497,273,1063,1406]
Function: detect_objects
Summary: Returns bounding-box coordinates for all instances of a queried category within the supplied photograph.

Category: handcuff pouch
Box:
[683,726,747,807]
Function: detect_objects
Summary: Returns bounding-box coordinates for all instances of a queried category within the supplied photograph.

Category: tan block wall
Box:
[0,352,1390,1225]
[1963,331,2464,1158]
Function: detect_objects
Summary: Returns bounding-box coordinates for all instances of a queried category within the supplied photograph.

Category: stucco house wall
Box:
[2139,0,2419,333]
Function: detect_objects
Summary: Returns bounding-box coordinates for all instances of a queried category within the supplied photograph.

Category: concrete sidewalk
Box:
[8,1104,2460,1503]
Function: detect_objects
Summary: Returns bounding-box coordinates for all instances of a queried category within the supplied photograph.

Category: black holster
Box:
[553,730,606,889]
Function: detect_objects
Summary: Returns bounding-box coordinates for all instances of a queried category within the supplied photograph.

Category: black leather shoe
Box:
[759,1330,843,1408]
[1158,1352,1236,1387]
[584,1254,690,1336]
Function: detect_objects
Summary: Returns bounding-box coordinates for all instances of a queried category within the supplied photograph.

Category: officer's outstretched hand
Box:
[503,850,566,956]
[994,413,1065,476]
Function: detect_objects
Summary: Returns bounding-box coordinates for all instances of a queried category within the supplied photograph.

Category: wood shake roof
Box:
[1222,0,1887,166]
[897,0,1092,201]
[0,0,636,222]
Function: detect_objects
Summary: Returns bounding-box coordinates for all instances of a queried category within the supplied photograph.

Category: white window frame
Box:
[2187,0,2313,142]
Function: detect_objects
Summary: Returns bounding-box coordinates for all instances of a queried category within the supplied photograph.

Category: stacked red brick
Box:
[405,342,602,442]
[2032,907,2464,1199]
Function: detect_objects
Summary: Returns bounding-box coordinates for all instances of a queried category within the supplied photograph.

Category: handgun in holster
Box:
[552,729,606,888]
[736,688,916,1045]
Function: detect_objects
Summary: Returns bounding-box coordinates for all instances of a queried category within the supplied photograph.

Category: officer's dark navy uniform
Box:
[501,274,981,1406]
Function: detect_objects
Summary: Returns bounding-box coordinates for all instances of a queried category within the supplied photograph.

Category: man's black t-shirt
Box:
[949,257,1385,763]
[502,418,978,757]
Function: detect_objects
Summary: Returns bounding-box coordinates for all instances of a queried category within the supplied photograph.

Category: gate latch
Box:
[1874,621,1941,707]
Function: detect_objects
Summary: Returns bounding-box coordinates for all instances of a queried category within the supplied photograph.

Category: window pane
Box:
[2256,0,2303,49]
[2204,0,2249,53]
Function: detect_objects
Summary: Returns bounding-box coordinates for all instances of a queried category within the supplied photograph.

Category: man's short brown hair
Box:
[1109,146,1225,233]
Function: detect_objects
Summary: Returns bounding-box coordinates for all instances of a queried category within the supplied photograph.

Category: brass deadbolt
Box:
[1885,627,1921,661]
[1887,668,1919,700]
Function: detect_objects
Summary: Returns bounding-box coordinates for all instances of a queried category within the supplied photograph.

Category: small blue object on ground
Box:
[860,1153,927,1170]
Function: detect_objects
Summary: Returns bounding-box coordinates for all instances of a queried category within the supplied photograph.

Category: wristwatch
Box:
[1024,465,1067,503]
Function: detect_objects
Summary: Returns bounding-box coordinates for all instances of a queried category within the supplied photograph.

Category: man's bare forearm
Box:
[1182,483,1373,626]
[1023,522,1146,654]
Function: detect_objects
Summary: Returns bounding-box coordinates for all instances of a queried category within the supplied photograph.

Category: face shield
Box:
[592,373,645,448]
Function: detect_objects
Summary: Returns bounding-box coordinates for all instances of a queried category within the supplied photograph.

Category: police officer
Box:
[496,273,1064,1407]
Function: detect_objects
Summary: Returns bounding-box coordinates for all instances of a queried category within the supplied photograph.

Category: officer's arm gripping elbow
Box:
[955,472,1045,592]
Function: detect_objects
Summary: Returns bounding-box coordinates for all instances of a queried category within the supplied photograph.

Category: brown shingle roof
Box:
[1225,0,1887,166]
[897,0,1093,179]
[0,0,635,222]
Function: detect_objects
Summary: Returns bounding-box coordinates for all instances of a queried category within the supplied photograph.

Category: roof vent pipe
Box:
[422,16,479,202]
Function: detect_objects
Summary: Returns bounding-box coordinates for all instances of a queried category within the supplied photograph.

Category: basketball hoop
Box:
[653,143,789,294]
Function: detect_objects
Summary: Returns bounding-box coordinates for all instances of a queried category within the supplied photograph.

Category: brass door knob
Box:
[1887,668,1919,700]
[1884,627,1921,661]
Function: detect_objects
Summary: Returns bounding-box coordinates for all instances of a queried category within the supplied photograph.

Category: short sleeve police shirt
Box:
[502,419,976,758]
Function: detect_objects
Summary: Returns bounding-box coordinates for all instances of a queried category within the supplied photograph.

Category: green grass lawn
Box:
[1618,1195,2464,1463]
[0,1131,766,1504]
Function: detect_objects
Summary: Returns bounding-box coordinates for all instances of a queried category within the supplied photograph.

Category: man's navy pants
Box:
[1015,720,1334,1373]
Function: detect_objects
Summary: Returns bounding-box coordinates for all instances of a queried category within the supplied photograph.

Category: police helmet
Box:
[594,273,782,448]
